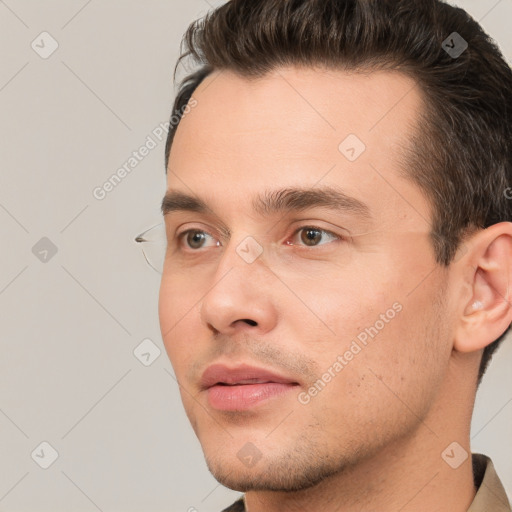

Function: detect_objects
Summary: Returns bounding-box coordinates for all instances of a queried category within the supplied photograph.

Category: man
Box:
[158,0,512,510]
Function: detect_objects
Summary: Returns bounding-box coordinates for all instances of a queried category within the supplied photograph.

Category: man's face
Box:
[159,67,454,491]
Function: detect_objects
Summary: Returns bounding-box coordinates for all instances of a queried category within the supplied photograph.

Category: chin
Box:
[203,444,350,493]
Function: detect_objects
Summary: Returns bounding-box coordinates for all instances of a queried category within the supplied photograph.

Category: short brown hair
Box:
[165,0,512,385]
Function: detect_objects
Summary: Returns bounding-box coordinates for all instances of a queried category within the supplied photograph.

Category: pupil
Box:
[303,228,321,246]
[189,232,205,248]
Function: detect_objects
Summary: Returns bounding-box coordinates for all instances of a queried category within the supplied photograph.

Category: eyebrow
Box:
[161,186,372,228]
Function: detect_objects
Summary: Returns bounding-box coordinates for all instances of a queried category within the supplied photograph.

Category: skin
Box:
[158,66,512,512]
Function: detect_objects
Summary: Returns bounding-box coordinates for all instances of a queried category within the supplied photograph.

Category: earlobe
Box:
[454,223,512,354]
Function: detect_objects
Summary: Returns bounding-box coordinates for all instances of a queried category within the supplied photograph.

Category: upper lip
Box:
[200,363,299,390]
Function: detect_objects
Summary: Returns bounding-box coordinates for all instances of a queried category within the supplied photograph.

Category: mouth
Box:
[200,363,300,411]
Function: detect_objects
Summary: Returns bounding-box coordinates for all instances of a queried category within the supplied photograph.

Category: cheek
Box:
[302,259,448,408]
[158,270,203,328]
[285,262,394,351]
[158,274,199,369]
[309,306,446,446]
[158,276,175,344]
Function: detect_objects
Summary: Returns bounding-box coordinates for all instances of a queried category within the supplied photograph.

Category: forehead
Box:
[167,66,431,231]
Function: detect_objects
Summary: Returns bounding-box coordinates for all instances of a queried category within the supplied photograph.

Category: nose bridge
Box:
[214,229,268,275]
[200,233,276,333]
[208,233,267,300]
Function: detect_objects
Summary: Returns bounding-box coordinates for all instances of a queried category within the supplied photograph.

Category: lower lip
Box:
[206,382,297,411]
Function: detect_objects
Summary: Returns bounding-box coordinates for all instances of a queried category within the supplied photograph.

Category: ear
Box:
[454,222,512,353]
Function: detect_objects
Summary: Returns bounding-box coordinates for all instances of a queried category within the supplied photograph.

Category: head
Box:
[159,0,512,493]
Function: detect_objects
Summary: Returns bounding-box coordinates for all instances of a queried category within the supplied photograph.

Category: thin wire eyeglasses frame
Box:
[135,222,167,274]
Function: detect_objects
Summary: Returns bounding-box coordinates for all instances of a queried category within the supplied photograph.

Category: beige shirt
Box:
[221,453,511,511]
[469,453,511,511]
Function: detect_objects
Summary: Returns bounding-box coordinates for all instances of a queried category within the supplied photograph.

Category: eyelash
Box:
[175,225,343,251]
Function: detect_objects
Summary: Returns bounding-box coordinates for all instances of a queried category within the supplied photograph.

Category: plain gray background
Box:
[0,1,510,511]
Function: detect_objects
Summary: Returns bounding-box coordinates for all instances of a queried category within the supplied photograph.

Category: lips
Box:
[200,363,299,390]
[200,363,300,411]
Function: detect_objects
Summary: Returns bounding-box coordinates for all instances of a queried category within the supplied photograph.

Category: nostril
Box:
[242,319,257,326]
[208,324,220,335]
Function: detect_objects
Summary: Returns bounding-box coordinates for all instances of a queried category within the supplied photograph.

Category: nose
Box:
[200,240,278,336]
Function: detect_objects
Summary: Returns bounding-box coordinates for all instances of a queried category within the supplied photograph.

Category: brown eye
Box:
[186,231,207,249]
[177,229,219,250]
[291,226,340,247]
[301,228,323,246]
